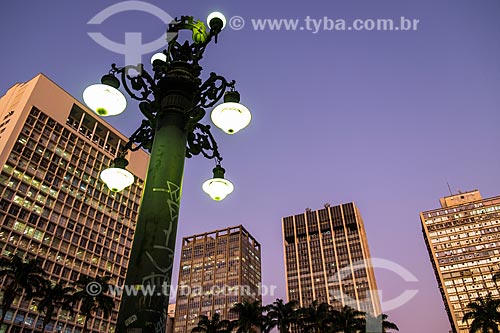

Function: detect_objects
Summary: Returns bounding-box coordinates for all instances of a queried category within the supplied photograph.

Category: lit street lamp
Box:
[202,164,234,201]
[83,12,250,333]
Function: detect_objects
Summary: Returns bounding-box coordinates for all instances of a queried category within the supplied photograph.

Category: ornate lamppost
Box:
[83,12,251,333]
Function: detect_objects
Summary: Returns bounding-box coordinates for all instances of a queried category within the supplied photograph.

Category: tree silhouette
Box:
[230,300,265,333]
[364,313,399,333]
[331,305,365,333]
[296,301,334,333]
[265,299,299,333]
[192,313,234,333]
[0,254,46,328]
[36,281,76,331]
[462,293,500,333]
[73,275,115,333]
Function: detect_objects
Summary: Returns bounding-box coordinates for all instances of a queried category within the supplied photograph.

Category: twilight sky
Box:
[1,1,500,332]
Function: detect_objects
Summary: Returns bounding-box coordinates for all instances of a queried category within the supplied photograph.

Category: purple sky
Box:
[2,1,500,332]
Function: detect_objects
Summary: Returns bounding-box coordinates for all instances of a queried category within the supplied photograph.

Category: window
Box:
[4,310,13,321]
[14,311,26,324]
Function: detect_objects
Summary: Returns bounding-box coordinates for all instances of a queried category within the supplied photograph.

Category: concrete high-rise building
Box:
[421,190,500,333]
[282,203,381,315]
[173,225,261,333]
[0,74,148,332]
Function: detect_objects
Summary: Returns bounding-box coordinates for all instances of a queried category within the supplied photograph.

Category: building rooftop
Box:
[439,189,482,208]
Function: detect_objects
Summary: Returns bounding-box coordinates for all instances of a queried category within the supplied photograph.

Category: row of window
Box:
[25,108,144,199]
[10,134,140,216]
[0,203,130,266]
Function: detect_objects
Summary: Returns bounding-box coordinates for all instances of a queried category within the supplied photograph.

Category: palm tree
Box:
[0,254,46,327]
[296,301,334,333]
[331,305,364,333]
[265,299,299,333]
[230,300,265,333]
[462,293,500,333]
[192,313,234,333]
[73,275,115,332]
[364,312,399,333]
[36,281,76,331]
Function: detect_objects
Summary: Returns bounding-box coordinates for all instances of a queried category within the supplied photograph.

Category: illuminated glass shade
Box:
[203,164,233,201]
[100,167,134,192]
[211,102,251,134]
[83,84,127,116]
[151,52,167,64]
[207,12,226,30]
[202,178,234,201]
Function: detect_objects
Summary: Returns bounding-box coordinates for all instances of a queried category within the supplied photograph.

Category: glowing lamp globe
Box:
[83,74,126,116]
[202,165,234,201]
[207,12,226,31]
[211,91,251,134]
[151,52,167,65]
[100,158,134,192]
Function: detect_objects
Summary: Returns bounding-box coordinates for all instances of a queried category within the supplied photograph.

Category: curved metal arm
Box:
[112,63,158,102]
[186,123,222,160]
[123,120,154,153]
[196,72,236,108]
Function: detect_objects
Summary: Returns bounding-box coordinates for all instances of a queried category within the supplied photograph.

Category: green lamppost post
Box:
[83,12,251,333]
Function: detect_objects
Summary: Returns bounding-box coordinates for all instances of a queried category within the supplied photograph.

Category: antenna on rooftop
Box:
[446,182,453,195]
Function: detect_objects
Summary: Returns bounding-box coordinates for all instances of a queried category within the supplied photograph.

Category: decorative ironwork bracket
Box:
[186,123,222,161]
[109,15,231,163]
[111,63,159,103]
[123,120,154,153]
[196,72,235,109]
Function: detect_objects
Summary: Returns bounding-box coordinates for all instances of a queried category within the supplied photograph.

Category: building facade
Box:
[421,190,500,333]
[0,74,148,332]
[173,225,262,333]
[282,203,381,315]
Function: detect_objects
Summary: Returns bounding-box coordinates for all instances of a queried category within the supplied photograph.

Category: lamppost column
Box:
[116,63,198,333]
[83,14,250,332]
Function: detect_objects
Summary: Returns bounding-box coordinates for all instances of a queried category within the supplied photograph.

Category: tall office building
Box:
[0,74,148,332]
[173,225,262,333]
[282,203,381,315]
[421,190,500,333]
